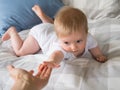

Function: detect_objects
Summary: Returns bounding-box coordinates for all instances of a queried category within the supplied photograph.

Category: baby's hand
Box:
[36,61,60,79]
[43,61,60,68]
[96,55,107,63]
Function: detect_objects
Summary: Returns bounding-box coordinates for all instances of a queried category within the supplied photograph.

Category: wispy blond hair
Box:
[54,6,88,37]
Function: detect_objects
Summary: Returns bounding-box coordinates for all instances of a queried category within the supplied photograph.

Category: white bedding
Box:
[0,18,120,90]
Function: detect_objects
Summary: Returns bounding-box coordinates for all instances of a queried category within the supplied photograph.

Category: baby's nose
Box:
[71,44,77,51]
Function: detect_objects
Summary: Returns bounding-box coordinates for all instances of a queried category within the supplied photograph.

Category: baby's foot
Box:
[2,26,16,41]
[32,5,53,23]
[96,55,107,63]
[32,5,43,17]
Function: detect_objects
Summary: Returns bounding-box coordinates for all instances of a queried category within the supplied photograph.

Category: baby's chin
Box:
[73,51,84,57]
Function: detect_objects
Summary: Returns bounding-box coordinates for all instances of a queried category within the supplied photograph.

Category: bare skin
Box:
[32,5,54,23]
[89,46,107,63]
[7,65,52,90]
[2,26,40,56]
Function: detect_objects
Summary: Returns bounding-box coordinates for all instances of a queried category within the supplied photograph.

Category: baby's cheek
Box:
[62,45,69,51]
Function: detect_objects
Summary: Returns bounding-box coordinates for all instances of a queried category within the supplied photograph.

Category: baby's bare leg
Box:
[2,27,17,41]
[32,5,53,23]
[2,26,40,56]
[2,27,24,56]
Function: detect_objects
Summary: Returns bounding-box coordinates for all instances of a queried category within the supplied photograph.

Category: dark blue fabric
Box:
[0,0,64,36]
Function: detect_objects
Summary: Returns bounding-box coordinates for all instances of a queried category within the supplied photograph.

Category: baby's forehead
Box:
[59,31,87,40]
[57,29,87,38]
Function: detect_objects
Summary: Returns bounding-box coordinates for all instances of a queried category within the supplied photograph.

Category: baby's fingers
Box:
[96,56,107,63]
[43,61,60,68]
[53,63,60,68]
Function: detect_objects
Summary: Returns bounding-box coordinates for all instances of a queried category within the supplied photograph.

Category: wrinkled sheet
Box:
[0,18,120,90]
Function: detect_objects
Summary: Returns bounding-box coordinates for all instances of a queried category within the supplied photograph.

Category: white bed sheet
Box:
[0,18,120,90]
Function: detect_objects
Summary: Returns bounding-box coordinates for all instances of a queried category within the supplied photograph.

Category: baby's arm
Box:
[32,5,54,23]
[89,46,107,63]
[43,50,64,68]
[35,51,63,79]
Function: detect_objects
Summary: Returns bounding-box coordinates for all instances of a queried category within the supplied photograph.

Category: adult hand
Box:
[7,65,51,90]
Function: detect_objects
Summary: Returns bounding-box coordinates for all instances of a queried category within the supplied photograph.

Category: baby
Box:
[3,6,107,80]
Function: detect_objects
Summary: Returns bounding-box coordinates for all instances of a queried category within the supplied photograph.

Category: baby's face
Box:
[59,31,87,56]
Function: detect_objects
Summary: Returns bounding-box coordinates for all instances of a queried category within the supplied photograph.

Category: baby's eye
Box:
[77,40,82,43]
[64,42,69,44]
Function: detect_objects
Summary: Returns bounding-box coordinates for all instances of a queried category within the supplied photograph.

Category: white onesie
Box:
[29,23,97,60]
